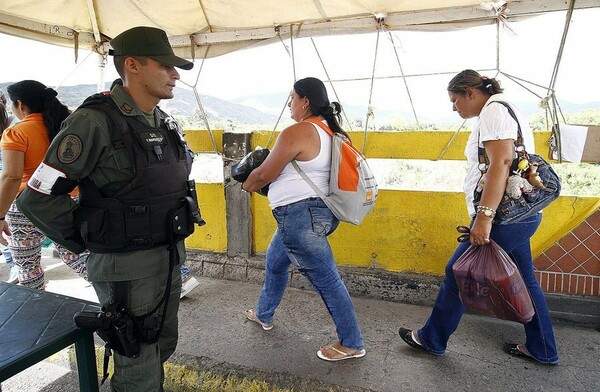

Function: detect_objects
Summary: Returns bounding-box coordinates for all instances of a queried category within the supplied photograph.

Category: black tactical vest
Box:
[74,93,194,252]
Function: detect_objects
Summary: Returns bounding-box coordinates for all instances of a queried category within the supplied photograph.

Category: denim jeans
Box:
[2,245,13,267]
[255,197,364,350]
[180,264,191,281]
[417,213,558,364]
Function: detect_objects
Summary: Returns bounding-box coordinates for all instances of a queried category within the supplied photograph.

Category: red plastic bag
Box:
[452,240,535,323]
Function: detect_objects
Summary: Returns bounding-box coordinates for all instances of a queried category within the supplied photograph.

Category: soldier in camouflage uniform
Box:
[17,26,199,391]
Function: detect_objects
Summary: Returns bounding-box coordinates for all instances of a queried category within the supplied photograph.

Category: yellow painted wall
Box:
[185,129,224,153]
[186,130,554,160]
[186,183,227,252]
[249,191,599,276]
[184,129,598,276]
[359,130,554,160]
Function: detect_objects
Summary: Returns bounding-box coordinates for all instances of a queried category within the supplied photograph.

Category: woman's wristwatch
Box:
[476,205,496,218]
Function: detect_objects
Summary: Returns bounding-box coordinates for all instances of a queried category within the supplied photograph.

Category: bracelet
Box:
[476,205,496,218]
[0,217,4,221]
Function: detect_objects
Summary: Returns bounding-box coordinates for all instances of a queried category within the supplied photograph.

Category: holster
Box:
[74,303,140,358]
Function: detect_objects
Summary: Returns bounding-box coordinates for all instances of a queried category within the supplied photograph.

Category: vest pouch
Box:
[75,205,112,249]
[76,198,155,252]
[170,200,195,241]
[124,205,152,239]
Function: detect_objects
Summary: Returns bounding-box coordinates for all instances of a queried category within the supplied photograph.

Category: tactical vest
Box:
[74,93,195,252]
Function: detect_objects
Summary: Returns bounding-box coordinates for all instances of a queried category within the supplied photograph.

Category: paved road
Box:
[1,250,599,391]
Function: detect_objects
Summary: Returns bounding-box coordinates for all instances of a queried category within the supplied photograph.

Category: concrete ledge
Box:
[185,250,600,329]
[63,345,372,392]
[164,352,374,392]
[545,293,600,327]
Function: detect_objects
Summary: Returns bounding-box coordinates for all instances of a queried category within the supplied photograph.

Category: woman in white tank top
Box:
[242,77,365,362]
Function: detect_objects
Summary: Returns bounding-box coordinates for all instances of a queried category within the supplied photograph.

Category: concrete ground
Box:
[1,249,599,392]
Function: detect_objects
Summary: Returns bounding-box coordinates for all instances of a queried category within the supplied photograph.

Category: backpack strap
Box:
[303,117,334,136]
[291,160,328,199]
[291,118,331,199]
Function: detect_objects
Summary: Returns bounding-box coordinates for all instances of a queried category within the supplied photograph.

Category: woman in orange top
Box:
[1,80,87,290]
[1,89,18,283]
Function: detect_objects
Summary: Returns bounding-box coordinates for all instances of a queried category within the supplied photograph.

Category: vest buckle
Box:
[131,238,153,247]
[129,205,149,215]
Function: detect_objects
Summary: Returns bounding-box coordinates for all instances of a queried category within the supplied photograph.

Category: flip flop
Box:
[317,344,366,362]
[503,343,533,360]
[244,309,273,330]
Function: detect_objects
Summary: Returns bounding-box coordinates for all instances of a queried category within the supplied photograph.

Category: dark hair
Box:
[114,56,147,79]
[293,77,349,139]
[0,89,9,132]
[7,80,71,141]
[447,69,503,96]
[110,78,124,90]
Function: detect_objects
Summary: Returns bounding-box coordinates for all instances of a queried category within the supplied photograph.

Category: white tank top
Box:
[268,120,332,209]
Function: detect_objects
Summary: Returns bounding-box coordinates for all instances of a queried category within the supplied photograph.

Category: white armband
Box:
[27,162,67,195]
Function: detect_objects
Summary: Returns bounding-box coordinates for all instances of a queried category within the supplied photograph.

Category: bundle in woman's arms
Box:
[231,147,270,196]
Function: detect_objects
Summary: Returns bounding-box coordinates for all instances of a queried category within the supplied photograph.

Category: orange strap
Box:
[303,118,360,191]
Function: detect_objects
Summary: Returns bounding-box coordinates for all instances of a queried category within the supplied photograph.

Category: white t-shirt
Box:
[463,94,536,217]
[268,120,332,209]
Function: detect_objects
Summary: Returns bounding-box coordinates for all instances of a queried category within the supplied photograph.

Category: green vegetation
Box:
[165,365,298,392]
[375,159,599,197]
[368,108,600,196]
[553,163,600,196]
[530,108,600,131]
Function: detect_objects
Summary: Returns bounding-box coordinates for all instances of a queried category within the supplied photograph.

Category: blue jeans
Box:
[2,245,13,267]
[255,198,364,350]
[417,213,558,364]
[180,264,191,281]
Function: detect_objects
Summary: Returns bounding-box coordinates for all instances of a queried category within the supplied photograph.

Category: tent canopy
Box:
[0,0,597,59]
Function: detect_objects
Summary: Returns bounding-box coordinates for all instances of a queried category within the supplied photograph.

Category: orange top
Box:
[1,113,51,192]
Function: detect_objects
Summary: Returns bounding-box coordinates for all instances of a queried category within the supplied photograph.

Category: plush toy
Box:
[506,174,534,199]
[516,158,530,173]
[526,163,546,190]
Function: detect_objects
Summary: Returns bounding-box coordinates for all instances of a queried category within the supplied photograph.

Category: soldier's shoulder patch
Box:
[57,134,83,164]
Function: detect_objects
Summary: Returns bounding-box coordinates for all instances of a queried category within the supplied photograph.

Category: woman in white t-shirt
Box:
[398,70,558,365]
[241,77,365,362]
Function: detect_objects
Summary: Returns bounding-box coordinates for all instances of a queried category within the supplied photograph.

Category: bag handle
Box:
[477,101,529,174]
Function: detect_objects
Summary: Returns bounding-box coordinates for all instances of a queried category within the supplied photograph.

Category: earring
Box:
[302,105,307,109]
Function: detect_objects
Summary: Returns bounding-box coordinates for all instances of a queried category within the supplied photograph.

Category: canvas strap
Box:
[291,160,328,200]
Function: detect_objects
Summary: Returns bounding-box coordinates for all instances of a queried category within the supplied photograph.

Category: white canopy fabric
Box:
[0,0,598,60]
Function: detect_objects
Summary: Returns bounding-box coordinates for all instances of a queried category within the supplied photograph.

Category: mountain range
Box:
[1,82,598,130]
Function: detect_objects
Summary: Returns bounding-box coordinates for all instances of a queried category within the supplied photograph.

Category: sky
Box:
[1,8,598,118]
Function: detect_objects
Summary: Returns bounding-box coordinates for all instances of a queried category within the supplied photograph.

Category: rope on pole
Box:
[387,31,420,130]
[363,17,383,152]
[310,37,353,131]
